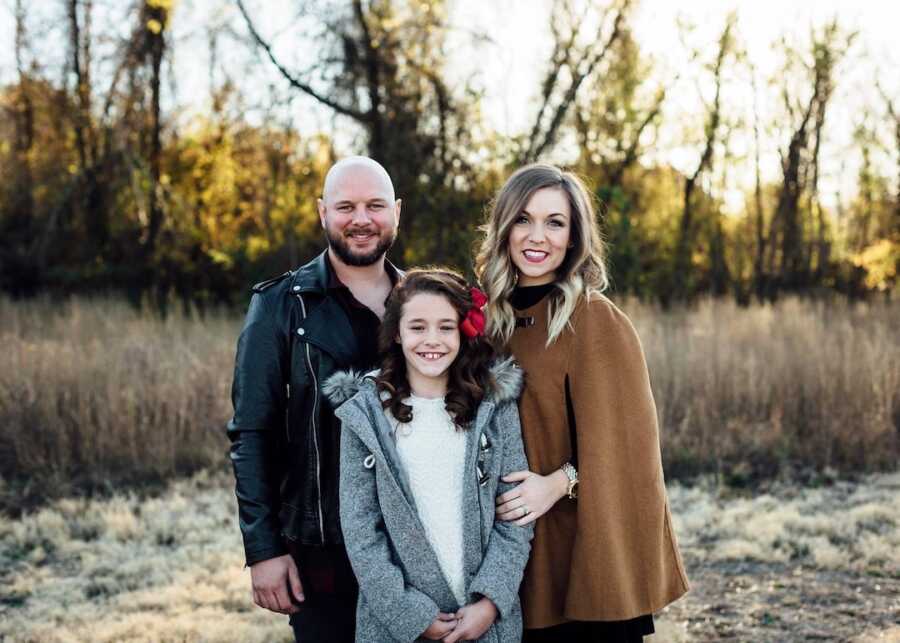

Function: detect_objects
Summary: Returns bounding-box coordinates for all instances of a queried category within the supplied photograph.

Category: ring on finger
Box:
[521,505,530,516]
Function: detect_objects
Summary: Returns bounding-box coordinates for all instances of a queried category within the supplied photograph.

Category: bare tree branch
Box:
[670,12,735,299]
[524,0,581,158]
[522,0,630,163]
[875,82,900,226]
[607,84,666,186]
[235,0,368,121]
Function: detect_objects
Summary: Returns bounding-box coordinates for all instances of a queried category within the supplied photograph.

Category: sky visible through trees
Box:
[0,0,897,304]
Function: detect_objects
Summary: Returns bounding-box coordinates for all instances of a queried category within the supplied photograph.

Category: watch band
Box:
[560,462,578,499]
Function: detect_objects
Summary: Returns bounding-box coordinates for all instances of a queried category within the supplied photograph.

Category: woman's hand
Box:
[496,469,569,526]
[422,612,458,640]
[442,597,498,643]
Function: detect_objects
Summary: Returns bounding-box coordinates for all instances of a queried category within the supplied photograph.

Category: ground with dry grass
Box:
[2,295,898,640]
[660,473,900,642]
[0,468,289,643]
[1,470,898,642]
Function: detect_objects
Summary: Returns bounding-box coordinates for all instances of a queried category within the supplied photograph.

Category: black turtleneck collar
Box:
[511,283,554,310]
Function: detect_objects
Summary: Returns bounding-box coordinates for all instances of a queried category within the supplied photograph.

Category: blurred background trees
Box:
[1,0,897,307]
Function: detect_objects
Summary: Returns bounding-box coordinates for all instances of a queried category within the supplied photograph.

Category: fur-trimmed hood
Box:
[322,355,523,408]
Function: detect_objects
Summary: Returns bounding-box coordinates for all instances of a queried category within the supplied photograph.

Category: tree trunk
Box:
[776,119,810,289]
[671,15,733,300]
[142,1,166,258]
[13,0,35,224]
[751,71,767,300]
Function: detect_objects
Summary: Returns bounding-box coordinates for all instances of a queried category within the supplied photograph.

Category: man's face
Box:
[318,165,401,267]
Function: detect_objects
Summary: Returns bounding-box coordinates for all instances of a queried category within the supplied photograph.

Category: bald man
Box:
[227,157,402,642]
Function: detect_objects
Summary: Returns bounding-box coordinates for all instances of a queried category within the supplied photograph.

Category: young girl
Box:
[323,269,533,643]
[475,164,689,642]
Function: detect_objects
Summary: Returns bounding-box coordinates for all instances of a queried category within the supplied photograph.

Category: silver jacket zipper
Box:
[296,293,325,544]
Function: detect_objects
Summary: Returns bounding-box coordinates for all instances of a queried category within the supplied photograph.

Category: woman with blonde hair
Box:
[475,163,688,642]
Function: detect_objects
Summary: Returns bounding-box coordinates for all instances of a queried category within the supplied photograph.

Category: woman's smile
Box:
[522,249,550,263]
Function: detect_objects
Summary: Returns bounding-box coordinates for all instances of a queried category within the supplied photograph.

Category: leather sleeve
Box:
[227,293,289,566]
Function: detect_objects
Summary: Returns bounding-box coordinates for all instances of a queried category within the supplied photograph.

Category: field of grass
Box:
[1,294,898,641]
[1,469,897,642]
[1,295,898,513]
[629,297,900,480]
[0,297,237,512]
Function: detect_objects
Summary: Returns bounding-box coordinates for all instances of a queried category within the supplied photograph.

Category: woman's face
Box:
[507,187,572,287]
[397,292,461,394]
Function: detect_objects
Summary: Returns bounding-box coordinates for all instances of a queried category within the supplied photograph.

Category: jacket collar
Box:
[288,250,403,295]
[288,251,329,294]
[288,250,403,365]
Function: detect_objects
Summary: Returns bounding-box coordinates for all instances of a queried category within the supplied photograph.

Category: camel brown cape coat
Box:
[508,292,689,628]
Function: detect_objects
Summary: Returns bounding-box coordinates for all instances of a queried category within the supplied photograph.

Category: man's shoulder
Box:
[251,271,293,294]
[249,252,330,298]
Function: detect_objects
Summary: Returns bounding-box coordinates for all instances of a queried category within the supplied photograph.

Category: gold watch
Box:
[560,462,578,499]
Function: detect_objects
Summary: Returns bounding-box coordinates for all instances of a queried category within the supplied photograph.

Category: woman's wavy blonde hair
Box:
[474,164,609,346]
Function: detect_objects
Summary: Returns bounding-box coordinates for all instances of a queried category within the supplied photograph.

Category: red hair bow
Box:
[460,287,488,339]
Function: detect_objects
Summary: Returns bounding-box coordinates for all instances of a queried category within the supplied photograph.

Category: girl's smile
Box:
[416,351,448,361]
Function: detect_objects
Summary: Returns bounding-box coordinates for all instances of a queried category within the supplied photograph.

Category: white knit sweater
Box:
[392,395,468,605]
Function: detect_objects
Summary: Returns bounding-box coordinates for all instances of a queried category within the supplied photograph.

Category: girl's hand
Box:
[496,469,568,526]
[442,597,497,643]
[422,612,458,640]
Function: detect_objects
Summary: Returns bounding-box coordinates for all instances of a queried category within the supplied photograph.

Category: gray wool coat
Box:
[323,358,534,643]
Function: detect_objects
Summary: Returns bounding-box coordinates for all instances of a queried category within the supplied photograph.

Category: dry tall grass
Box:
[0,297,238,513]
[1,295,897,511]
[628,297,900,480]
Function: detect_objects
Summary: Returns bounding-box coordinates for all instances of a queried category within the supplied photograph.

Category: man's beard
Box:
[326,226,397,267]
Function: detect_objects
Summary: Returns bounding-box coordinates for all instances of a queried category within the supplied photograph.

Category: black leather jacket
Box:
[227,251,399,566]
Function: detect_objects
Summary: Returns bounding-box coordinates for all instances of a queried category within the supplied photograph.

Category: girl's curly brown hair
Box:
[375,268,496,428]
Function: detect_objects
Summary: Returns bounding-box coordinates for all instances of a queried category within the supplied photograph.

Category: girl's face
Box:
[507,187,572,287]
[397,292,461,395]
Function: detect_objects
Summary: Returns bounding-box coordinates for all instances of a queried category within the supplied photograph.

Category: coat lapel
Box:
[296,297,359,366]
